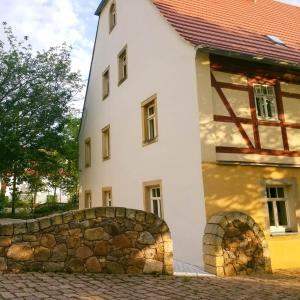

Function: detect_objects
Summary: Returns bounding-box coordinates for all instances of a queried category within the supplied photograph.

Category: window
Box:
[118,46,127,85]
[85,191,92,208]
[102,125,110,160]
[142,95,158,144]
[102,67,110,100]
[109,2,116,32]
[102,187,113,207]
[150,187,162,218]
[143,181,163,218]
[266,186,290,232]
[253,84,278,120]
[85,138,91,168]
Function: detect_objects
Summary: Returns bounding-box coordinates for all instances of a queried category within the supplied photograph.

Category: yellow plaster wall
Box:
[202,162,300,269]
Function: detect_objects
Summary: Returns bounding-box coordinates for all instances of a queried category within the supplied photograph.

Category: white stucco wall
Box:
[79,0,206,267]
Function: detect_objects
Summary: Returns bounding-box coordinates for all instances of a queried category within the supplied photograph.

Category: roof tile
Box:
[153,0,300,65]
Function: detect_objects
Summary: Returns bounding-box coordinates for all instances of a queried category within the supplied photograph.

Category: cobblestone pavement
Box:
[0,269,299,300]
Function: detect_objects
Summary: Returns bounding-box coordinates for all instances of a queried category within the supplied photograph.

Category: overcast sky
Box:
[0,0,300,112]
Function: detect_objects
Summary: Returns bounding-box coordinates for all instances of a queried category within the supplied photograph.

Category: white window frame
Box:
[149,187,162,218]
[102,67,110,100]
[85,138,91,168]
[103,188,113,207]
[265,186,290,233]
[118,47,127,84]
[146,104,156,141]
[253,84,278,120]
[102,125,110,160]
[85,191,92,209]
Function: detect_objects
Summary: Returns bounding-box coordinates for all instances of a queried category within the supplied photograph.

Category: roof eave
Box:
[95,0,109,16]
[196,45,300,71]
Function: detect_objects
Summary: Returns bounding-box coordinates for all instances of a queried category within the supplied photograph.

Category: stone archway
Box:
[203,212,272,276]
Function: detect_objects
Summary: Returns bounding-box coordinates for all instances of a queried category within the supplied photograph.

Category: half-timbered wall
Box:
[197,53,300,270]
[198,53,300,165]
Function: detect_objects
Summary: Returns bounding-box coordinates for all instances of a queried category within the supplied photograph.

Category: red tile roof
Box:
[153,0,300,66]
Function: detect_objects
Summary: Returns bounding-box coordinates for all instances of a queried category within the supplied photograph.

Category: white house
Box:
[79,0,300,273]
[79,0,206,268]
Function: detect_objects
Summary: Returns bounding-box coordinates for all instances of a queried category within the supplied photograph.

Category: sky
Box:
[0,0,300,112]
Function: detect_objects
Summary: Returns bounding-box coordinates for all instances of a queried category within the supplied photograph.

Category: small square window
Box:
[85,138,91,168]
[102,67,110,100]
[141,96,158,145]
[118,47,127,85]
[253,84,278,120]
[102,125,110,160]
[102,188,113,207]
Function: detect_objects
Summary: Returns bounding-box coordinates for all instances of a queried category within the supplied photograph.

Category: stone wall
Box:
[203,212,272,276]
[0,207,173,275]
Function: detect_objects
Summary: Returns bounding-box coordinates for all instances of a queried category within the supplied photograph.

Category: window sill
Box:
[102,94,109,101]
[143,137,158,147]
[118,76,127,86]
[102,156,111,161]
[270,231,298,237]
[257,117,280,123]
[85,164,91,168]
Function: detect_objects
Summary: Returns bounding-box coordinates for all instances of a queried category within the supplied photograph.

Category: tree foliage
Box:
[0,23,82,213]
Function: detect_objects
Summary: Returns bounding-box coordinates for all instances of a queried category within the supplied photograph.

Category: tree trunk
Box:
[0,177,6,194]
[11,170,17,215]
[54,186,57,202]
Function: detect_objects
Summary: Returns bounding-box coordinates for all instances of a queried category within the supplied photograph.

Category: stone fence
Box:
[0,207,173,275]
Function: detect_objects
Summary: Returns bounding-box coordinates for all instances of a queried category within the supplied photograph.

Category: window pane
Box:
[152,188,156,197]
[277,187,284,198]
[148,106,154,116]
[262,86,267,95]
[156,188,160,197]
[276,201,288,226]
[269,187,277,198]
[149,119,155,139]
[267,86,274,95]
[266,99,273,118]
[254,85,261,95]
[268,201,275,226]
[255,97,262,117]
[153,200,159,216]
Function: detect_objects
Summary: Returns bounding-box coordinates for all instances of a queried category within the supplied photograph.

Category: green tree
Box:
[0,23,82,214]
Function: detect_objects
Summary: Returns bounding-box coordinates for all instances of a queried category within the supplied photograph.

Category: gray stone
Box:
[138,232,155,245]
[106,262,124,274]
[85,208,96,220]
[34,247,51,262]
[27,220,39,233]
[143,259,163,274]
[106,207,115,218]
[62,212,74,224]
[0,257,7,271]
[67,258,85,273]
[0,224,13,236]
[39,217,51,230]
[84,228,109,241]
[51,244,68,262]
[14,222,27,234]
[44,262,64,272]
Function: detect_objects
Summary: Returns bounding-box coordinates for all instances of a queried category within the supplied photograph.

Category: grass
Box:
[0,202,78,220]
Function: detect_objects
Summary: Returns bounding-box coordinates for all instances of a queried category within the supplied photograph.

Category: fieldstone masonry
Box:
[204,212,272,276]
[0,207,173,275]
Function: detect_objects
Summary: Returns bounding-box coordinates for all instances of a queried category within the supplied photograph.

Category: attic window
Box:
[267,35,286,46]
[109,3,116,32]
